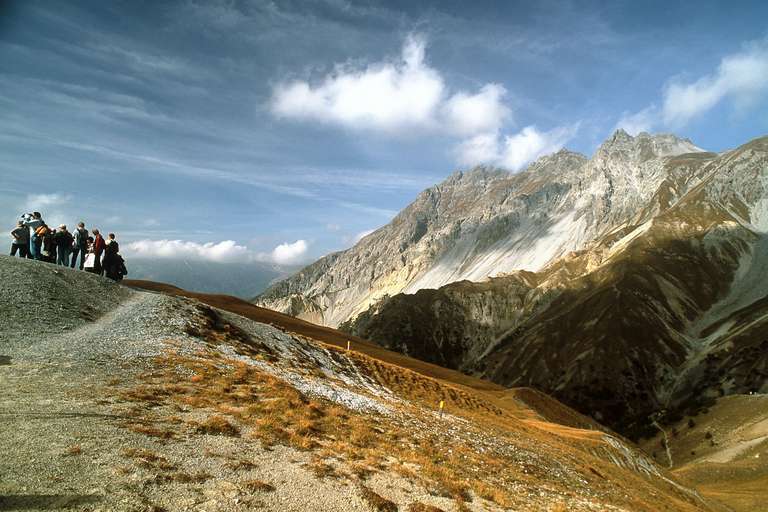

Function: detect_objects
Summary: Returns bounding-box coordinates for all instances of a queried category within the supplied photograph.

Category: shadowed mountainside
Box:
[342,135,768,439]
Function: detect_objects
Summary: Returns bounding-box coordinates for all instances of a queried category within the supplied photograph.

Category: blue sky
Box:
[1,0,767,265]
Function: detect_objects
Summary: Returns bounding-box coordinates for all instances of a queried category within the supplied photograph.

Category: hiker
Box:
[10,221,29,258]
[35,222,53,263]
[103,233,124,281]
[54,224,74,266]
[22,212,45,260]
[83,236,97,273]
[92,229,105,274]
[70,222,88,270]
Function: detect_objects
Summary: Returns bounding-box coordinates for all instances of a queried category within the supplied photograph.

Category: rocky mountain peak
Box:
[597,130,705,163]
[526,148,588,175]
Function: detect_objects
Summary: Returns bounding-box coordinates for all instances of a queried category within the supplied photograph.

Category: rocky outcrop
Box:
[258,130,705,327]
[343,135,768,439]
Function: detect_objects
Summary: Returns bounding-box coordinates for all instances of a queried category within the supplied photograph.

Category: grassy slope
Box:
[124,279,600,430]
[124,279,724,511]
[640,394,768,512]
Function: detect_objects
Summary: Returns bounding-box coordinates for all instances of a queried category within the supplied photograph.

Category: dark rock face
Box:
[343,135,768,439]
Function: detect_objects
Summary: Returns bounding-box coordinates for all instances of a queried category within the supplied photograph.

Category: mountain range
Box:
[257,130,768,438]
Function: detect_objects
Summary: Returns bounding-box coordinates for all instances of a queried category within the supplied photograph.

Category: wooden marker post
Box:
[439,400,445,419]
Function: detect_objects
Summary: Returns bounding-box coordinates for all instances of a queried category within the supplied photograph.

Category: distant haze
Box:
[127,258,297,299]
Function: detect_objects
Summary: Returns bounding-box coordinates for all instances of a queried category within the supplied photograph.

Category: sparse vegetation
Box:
[121,447,176,472]
[359,485,398,512]
[111,333,700,512]
[126,422,177,440]
[64,444,82,456]
[407,504,445,512]
[224,458,258,471]
[113,348,524,505]
[243,479,276,492]
[194,414,240,436]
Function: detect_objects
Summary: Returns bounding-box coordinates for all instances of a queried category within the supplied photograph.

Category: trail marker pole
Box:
[439,400,445,419]
[346,340,351,351]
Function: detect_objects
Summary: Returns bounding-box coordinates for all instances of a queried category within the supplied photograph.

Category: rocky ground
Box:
[0,255,718,511]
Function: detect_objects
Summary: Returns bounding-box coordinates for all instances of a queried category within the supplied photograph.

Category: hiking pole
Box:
[439,400,445,419]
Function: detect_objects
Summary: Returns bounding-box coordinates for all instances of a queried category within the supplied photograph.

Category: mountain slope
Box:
[641,394,768,512]
[0,255,717,511]
[343,135,768,439]
[257,130,705,327]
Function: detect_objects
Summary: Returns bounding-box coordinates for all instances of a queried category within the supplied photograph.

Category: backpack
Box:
[75,228,88,247]
[118,256,128,280]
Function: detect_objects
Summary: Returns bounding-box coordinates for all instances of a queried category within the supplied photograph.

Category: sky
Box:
[1,0,767,266]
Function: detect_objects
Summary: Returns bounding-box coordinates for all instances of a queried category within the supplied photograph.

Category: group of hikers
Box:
[9,211,127,281]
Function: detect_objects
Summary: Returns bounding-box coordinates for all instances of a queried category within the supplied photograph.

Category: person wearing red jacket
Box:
[92,229,105,275]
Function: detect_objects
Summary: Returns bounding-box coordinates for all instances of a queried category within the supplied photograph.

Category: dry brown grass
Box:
[193,414,240,436]
[306,458,342,480]
[121,447,176,472]
[113,349,530,506]
[116,281,715,512]
[163,471,211,484]
[224,458,258,471]
[407,504,445,512]
[64,444,82,456]
[243,479,276,492]
[359,485,398,512]
[126,422,177,440]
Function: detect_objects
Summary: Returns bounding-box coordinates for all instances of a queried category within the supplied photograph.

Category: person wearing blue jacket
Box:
[21,212,44,260]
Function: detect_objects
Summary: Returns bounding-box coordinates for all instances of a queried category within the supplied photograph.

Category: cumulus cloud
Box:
[442,84,510,136]
[456,124,579,171]
[271,34,581,171]
[618,39,768,131]
[614,106,657,135]
[266,239,308,265]
[125,238,310,265]
[500,125,578,170]
[663,40,768,126]
[125,239,251,263]
[271,34,509,137]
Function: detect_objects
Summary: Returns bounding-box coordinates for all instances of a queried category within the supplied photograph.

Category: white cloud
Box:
[270,34,510,137]
[615,106,657,135]
[442,83,510,136]
[125,238,311,265]
[20,193,74,229]
[266,239,308,265]
[455,132,501,167]
[24,193,71,212]
[456,124,579,171]
[662,40,768,127]
[271,34,583,170]
[125,239,251,263]
[500,125,578,170]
